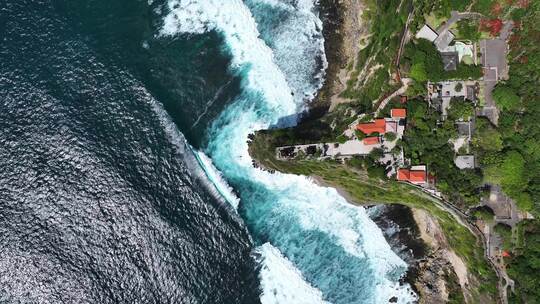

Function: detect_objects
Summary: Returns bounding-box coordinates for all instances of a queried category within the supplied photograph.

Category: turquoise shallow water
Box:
[1,1,416,303]
[160,1,416,303]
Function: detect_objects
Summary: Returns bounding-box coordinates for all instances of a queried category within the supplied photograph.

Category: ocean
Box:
[0,1,416,303]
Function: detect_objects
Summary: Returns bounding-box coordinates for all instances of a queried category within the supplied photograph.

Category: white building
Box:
[415,24,438,42]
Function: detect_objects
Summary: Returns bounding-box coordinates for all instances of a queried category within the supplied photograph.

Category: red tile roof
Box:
[357,119,386,135]
[363,137,380,145]
[409,171,427,183]
[397,169,410,181]
[391,108,407,118]
[397,168,426,183]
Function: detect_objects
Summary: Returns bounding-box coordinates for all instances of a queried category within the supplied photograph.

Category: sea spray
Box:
[193,150,241,209]
[245,0,327,102]
[256,243,329,304]
[160,0,417,302]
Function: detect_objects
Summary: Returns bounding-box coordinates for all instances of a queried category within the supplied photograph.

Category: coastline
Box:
[310,174,470,303]
[247,1,497,302]
[310,175,465,301]
[257,0,461,294]
[300,2,446,297]
[309,0,366,119]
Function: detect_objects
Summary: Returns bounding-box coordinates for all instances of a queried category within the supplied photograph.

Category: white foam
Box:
[246,0,327,102]
[193,150,240,209]
[256,243,329,304]
[160,0,299,116]
[159,1,417,303]
[132,84,236,211]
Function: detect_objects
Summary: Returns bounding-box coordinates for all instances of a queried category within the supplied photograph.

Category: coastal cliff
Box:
[248,0,499,302]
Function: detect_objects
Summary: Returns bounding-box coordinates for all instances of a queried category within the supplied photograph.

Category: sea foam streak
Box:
[193,151,240,209]
[256,243,329,304]
[160,0,416,303]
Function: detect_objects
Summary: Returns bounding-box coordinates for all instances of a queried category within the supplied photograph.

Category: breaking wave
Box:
[160,0,417,303]
[256,243,329,304]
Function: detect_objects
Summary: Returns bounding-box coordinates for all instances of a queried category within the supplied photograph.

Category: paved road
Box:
[479,21,513,125]
[437,11,483,34]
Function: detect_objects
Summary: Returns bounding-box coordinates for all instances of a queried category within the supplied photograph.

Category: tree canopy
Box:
[493,84,521,111]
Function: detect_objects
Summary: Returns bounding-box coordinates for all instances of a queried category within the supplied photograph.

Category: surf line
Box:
[190,145,241,210]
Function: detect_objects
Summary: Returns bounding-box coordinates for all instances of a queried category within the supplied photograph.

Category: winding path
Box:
[408,184,511,304]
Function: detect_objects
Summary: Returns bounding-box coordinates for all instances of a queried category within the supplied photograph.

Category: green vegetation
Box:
[354,129,366,139]
[249,0,540,301]
[476,2,540,302]
[447,97,474,121]
[492,84,521,111]
[248,131,497,300]
[336,134,348,144]
[472,117,503,161]
[403,39,444,83]
[402,39,482,84]
[341,0,410,111]
[484,151,528,208]
[456,19,481,41]
[493,223,512,251]
[481,0,540,215]
[473,0,493,15]
[402,98,482,205]
[384,132,397,141]
[507,221,540,303]
[472,207,494,222]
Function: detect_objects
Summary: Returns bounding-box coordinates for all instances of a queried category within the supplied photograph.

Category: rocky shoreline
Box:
[308,2,467,302]
[370,205,467,303]
[308,0,367,119]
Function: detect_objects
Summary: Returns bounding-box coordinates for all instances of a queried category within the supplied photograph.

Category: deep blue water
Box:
[0,1,416,303]
[0,1,258,303]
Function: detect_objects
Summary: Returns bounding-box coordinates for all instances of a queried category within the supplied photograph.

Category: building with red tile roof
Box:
[397,167,427,185]
[363,137,380,145]
[409,170,427,183]
[391,108,407,119]
[397,169,410,181]
[356,119,386,135]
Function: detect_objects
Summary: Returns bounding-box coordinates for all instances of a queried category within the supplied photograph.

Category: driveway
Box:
[479,21,513,125]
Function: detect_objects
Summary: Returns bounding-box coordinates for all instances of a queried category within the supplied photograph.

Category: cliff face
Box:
[309,0,368,118]
[247,1,498,302]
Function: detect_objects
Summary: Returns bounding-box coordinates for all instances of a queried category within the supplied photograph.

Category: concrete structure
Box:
[466,85,477,101]
[441,51,459,71]
[456,120,474,138]
[276,139,382,160]
[357,119,386,135]
[455,155,475,169]
[452,41,474,61]
[385,121,398,133]
[479,184,531,227]
[363,137,380,145]
[416,18,475,70]
[390,108,407,119]
[479,21,513,126]
[415,24,438,42]
[428,80,477,117]
[434,29,456,51]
